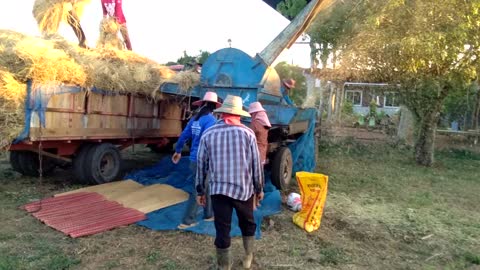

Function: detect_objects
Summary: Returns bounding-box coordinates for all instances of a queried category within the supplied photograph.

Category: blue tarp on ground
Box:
[126,108,316,239]
[126,156,281,239]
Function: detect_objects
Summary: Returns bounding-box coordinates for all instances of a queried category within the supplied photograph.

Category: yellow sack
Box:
[292,171,329,233]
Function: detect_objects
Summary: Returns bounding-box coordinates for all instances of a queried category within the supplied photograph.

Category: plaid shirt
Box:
[196,122,264,201]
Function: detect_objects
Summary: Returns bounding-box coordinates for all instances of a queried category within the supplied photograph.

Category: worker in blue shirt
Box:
[281,78,296,106]
[172,91,221,229]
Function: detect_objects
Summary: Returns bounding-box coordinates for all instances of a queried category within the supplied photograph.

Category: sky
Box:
[0,0,312,67]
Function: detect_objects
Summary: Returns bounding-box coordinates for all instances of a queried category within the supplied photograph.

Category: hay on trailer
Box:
[0,69,26,150]
[77,48,177,97]
[0,30,87,85]
[1,30,195,100]
[97,17,123,50]
[171,71,201,92]
[33,0,91,34]
[48,35,179,97]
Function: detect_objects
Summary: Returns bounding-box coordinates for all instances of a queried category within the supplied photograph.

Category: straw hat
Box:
[192,91,221,108]
[248,101,266,114]
[282,79,296,89]
[214,95,251,117]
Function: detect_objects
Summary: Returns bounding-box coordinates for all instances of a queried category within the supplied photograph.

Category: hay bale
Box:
[97,17,123,50]
[171,71,201,92]
[0,30,87,85]
[32,0,91,34]
[1,30,191,99]
[0,69,26,149]
[45,34,178,95]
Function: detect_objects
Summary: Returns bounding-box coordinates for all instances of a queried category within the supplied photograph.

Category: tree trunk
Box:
[327,83,334,121]
[318,80,325,118]
[334,82,343,121]
[472,90,480,130]
[397,105,415,145]
[414,111,439,166]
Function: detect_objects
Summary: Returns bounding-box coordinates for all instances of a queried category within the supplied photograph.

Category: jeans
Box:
[182,161,213,225]
[211,194,256,249]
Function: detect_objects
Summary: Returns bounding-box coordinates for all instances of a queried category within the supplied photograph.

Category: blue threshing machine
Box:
[161,0,326,189]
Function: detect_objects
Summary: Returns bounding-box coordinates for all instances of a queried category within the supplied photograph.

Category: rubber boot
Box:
[242,236,255,269]
[216,248,231,270]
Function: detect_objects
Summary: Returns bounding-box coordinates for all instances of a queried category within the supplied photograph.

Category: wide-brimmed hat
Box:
[282,79,296,89]
[248,101,266,114]
[214,95,251,117]
[192,91,222,108]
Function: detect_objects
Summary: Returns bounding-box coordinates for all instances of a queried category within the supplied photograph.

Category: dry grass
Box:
[171,71,201,92]
[0,30,201,146]
[96,17,123,50]
[0,69,26,150]
[32,0,91,34]
[0,29,87,86]
[1,143,479,269]
[0,29,195,97]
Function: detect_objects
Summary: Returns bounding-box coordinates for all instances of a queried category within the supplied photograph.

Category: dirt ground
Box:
[1,140,479,270]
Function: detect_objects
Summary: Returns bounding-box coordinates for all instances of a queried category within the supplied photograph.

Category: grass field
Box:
[0,141,479,270]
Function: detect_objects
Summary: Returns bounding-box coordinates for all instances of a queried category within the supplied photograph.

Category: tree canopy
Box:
[296,0,480,165]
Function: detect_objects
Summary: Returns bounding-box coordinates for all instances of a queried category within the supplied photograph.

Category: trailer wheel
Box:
[73,144,94,184]
[9,151,24,174]
[84,143,122,184]
[13,151,56,177]
[271,147,293,190]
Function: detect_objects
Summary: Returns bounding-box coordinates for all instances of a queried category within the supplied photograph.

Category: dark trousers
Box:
[211,194,256,249]
[182,162,212,225]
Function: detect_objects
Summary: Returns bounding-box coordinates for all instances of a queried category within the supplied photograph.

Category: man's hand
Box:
[196,195,206,206]
[254,191,264,210]
[171,152,182,164]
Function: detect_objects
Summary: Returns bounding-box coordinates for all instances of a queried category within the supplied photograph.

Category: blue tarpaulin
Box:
[126,157,281,239]
[126,108,317,239]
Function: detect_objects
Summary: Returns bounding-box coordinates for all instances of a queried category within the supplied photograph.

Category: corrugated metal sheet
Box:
[23,192,146,238]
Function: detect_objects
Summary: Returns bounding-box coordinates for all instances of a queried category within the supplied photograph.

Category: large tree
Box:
[307,0,478,166]
[339,0,479,166]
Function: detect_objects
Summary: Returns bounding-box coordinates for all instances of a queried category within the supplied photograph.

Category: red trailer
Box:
[8,82,188,184]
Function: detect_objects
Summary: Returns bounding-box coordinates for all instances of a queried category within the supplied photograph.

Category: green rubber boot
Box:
[242,236,255,269]
[216,247,232,270]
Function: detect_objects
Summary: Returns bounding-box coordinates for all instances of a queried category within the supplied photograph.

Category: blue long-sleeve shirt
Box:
[175,113,216,162]
[281,86,295,106]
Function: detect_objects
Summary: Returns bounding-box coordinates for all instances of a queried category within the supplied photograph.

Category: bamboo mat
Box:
[55,180,188,213]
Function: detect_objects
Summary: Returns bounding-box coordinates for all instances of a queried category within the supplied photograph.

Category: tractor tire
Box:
[15,151,56,177]
[73,144,95,184]
[9,151,24,174]
[83,143,122,184]
[271,147,293,190]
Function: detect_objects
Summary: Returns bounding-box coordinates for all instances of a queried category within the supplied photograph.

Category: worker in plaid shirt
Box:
[196,95,264,270]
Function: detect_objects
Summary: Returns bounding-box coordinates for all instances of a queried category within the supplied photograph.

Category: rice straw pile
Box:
[0,30,87,85]
[0,29,201,146]
[47,36,180,94]
[172,71,201,92]
[33,0,91,34]
[97,17,123,50]
[0,69,26,149]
